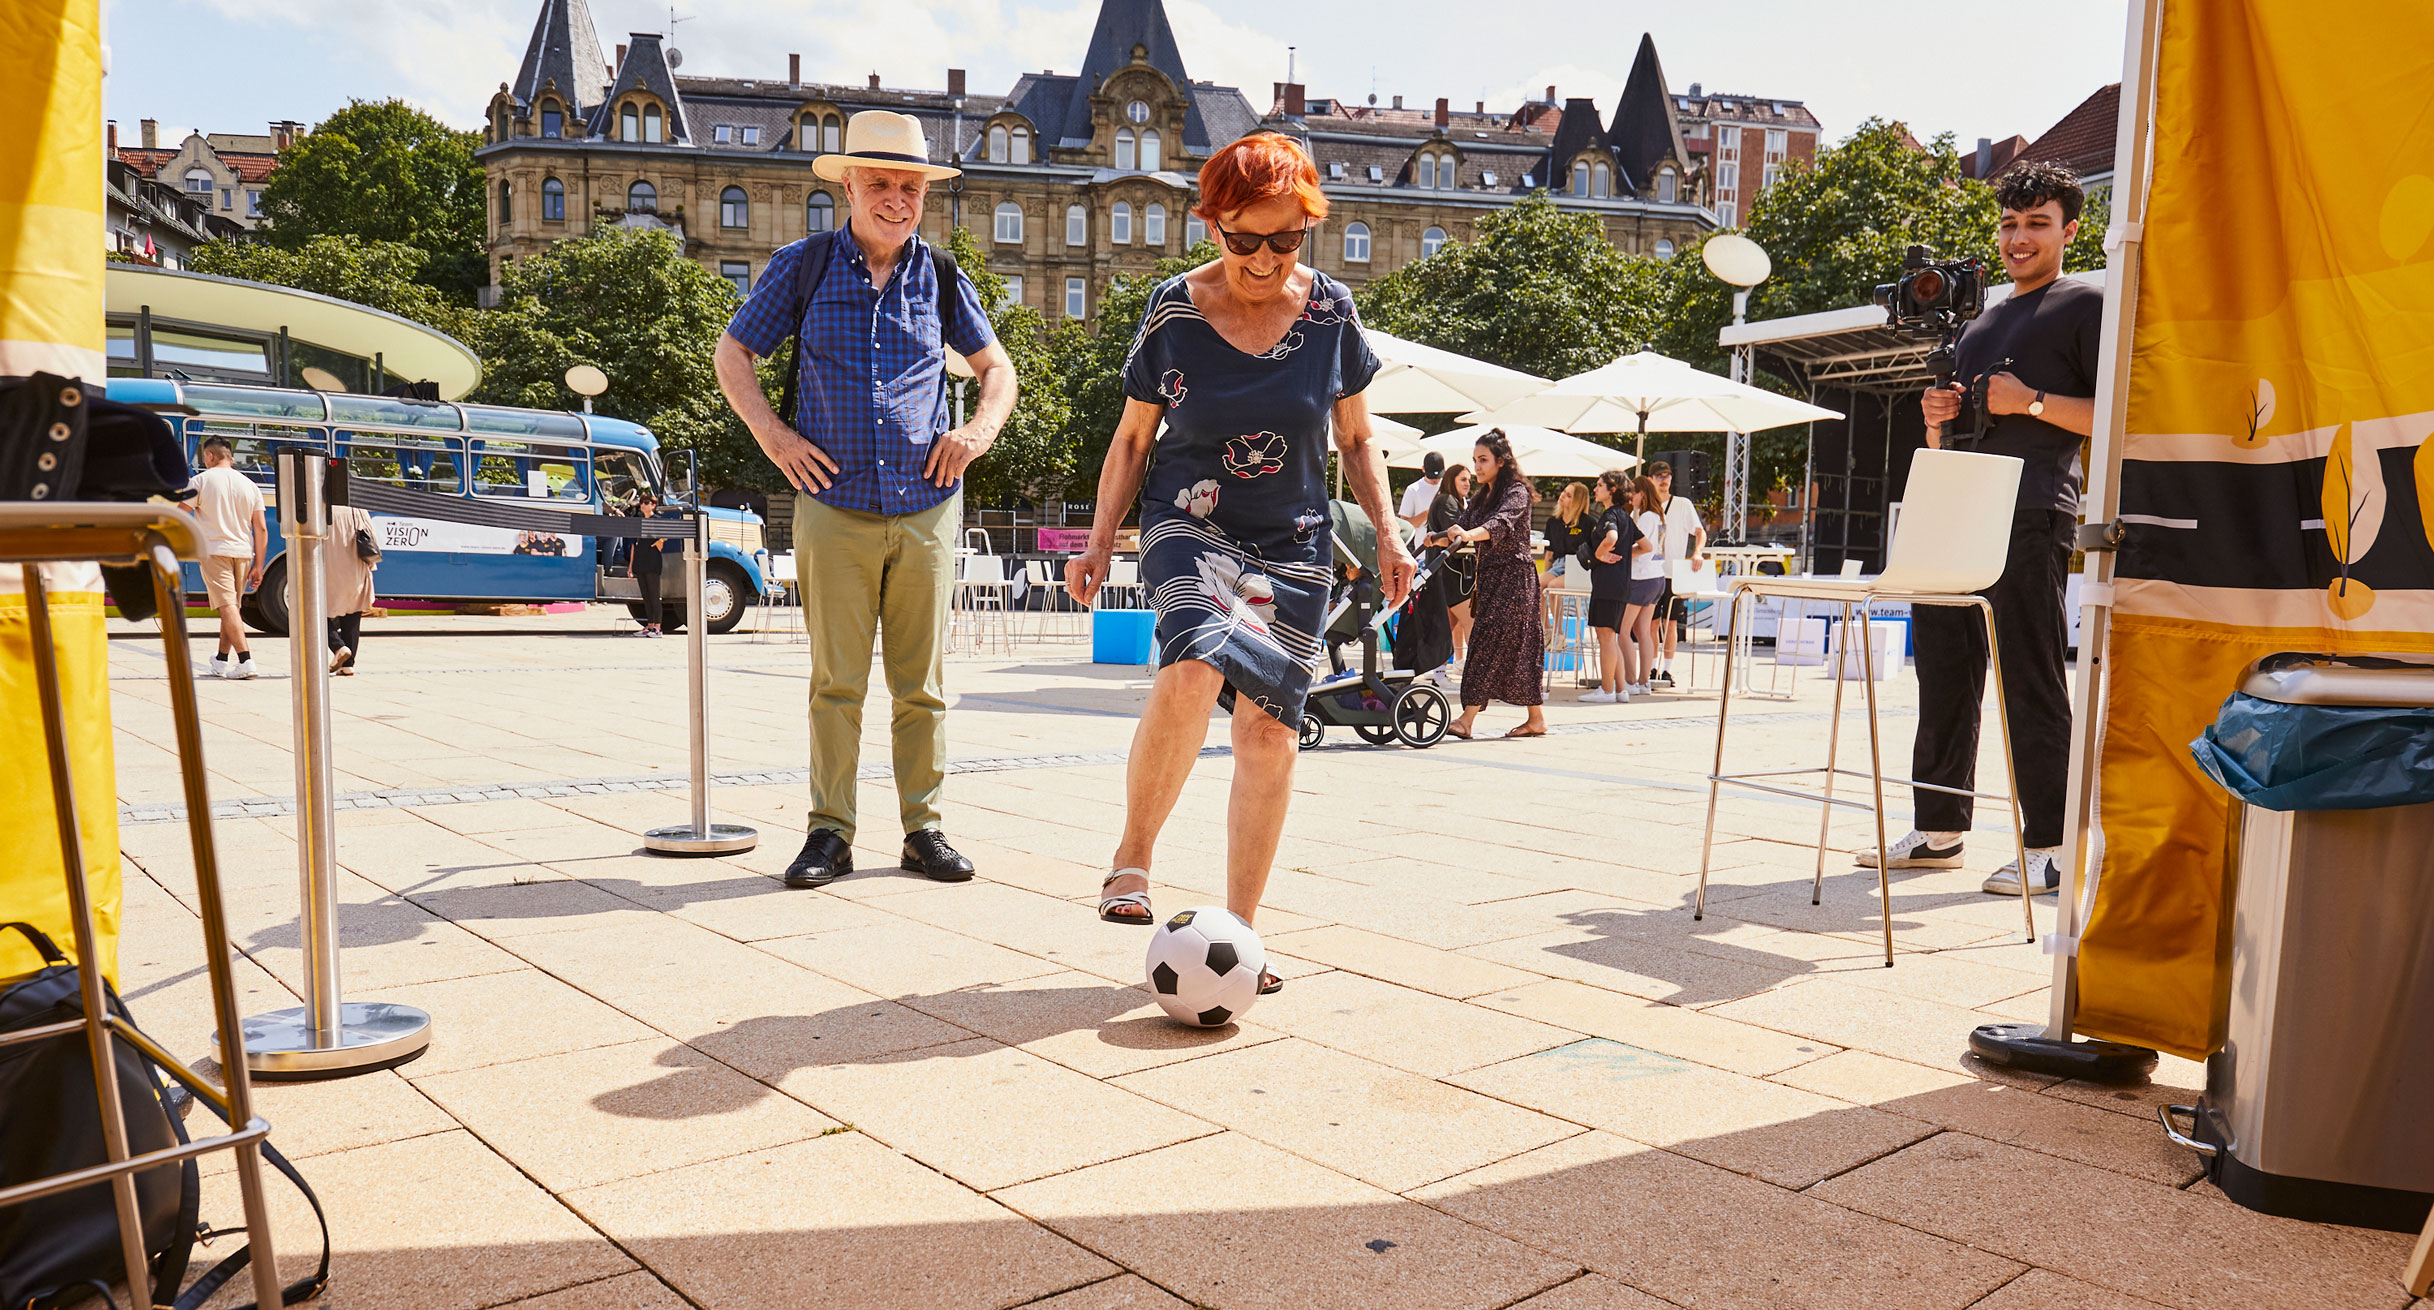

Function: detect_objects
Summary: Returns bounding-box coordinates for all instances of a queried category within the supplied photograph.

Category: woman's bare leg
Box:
[1595,627,1624,693]
[1223,696,1298,926]
[1631,607,1660,685]
[1106,660,1224,909]
[1449,600,1472,660]
[1621,605,1652,685]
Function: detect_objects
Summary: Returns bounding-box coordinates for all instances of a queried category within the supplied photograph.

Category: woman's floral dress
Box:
[1122,271,1380,725]
[1456,481,1546,708]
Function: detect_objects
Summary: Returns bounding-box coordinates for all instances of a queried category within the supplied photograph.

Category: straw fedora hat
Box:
[811,110,960,182]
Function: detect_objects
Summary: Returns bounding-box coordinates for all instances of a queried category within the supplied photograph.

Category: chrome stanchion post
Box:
[238,452,431,1079]
[644,506,757,855]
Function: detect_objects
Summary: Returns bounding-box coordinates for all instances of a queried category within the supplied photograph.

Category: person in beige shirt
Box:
[325,503,378,674]
[181,436,266,678]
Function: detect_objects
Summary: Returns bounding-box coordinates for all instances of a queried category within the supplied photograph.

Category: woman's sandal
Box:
[1099,868,1154,925]
[1503,724,1548,739]
[1258,968,1283,995]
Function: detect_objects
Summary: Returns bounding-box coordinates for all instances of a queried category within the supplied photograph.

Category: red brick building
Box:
[1671,84,1823,229]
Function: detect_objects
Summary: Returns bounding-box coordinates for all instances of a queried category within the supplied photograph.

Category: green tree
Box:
[942,226,1081,507]
[258,100,487,298]
[465,225,768,491]
[186,235,466,332]
[1053,239,1220,508]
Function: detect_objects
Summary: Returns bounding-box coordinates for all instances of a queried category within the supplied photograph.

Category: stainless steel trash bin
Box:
[2166,654,2434,1232]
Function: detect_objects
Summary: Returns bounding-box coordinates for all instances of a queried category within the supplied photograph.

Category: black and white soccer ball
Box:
[1144,905,1266,1028]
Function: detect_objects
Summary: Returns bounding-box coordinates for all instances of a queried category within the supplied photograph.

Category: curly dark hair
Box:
[1468,428,1528,512]
[1992,160,2085,224]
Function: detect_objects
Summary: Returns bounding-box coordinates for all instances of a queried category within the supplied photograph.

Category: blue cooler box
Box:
[1093,608,1157,664]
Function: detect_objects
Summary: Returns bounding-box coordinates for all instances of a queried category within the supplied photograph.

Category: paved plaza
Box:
[100,610,2420,1309]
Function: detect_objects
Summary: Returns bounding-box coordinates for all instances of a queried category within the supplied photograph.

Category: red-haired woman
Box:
[1069,133,1413,980]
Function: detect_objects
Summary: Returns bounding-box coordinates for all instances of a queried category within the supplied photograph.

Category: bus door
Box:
[467,438,593,600]
[335,432,468,598]
[588,446,666,599]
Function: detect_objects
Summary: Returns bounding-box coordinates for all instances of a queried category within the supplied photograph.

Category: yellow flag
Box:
[0,0,104,380]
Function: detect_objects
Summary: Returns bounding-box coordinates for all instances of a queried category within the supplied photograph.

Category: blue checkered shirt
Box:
[726,222,996,516]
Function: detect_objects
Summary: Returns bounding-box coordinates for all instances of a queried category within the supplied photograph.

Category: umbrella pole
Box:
[1636,411,1648,466]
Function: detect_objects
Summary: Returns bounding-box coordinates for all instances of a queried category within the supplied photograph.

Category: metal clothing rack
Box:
[0,504,285,1309]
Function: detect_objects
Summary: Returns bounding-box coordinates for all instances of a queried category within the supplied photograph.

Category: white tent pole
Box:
[2046,0,2167,1042]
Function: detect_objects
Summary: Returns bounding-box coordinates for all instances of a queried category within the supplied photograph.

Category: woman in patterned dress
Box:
[1067,135,1414,978]
[1435,429,1548,739]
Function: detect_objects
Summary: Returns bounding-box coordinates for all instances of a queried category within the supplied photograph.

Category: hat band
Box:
[841,148,933,167]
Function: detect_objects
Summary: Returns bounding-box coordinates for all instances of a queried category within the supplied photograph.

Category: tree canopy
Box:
[258,100,487,297]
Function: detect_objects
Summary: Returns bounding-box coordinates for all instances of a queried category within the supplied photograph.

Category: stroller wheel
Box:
[1298,713,1326,751]
[1393,684,1452,748]
[1354,724,1398,745]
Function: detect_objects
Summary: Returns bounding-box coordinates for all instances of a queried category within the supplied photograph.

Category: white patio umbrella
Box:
[1386,424,1638,479]
[1330,413,1426,496]
[1460,350,1843,461]
[1362,329,1550,415]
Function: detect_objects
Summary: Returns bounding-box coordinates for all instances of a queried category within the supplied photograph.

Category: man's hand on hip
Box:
[924,422,996,488]
[755,421,840,493]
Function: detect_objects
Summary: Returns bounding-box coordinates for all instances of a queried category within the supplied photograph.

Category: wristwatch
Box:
[2029,389,2047,418]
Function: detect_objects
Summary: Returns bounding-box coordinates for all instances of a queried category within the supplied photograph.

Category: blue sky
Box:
[105,0,2130,157]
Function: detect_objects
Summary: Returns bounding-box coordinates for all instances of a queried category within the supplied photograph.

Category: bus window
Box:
[471,440,588,502]
[189,421,328,489]
[592,448,662,511]
[341,435,465,495]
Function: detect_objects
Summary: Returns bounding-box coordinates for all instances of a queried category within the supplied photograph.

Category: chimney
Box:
[1391,95,1403,111]
[1284,83,1305,118]
[789,53,800,86]
[1546,84,1557,104]
[1475,100,1484,114]
[868,72,882,89]
[140,117,157,149]
[948,68,966,98]
[1687,82,1703,97]
[1434,98,1449,128]
[106,120,117,153]
[615,43,626,71]
[1975,136,1992,178]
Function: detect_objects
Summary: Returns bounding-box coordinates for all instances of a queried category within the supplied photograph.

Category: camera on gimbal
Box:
[1875,246,1991,438]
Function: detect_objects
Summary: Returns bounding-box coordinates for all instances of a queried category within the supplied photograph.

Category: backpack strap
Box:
[774,232,836,429]
[928,243,962,313]
[0,920,67,965]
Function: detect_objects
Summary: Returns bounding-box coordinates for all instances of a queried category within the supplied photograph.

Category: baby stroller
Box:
[1295,500,1452,750]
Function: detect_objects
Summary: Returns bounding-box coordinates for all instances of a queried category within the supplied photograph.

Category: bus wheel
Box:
[245,557,290,637]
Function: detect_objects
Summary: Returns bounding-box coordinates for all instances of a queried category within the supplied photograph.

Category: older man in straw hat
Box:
[716,109,1017,890]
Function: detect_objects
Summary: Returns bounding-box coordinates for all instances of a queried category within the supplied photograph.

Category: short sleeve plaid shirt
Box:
[726,221,996,516]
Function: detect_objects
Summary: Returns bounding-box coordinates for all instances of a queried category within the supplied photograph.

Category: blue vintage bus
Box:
[108,378,777,633]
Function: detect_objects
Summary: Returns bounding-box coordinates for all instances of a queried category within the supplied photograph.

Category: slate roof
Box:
[1608,34,1690,194]
[2018,83,2118,178]
[514,0,611,116]
[1303,121,1559,194]
[1058,0,1203,149]
[591,32,687,140]
[1673,91,1822,130]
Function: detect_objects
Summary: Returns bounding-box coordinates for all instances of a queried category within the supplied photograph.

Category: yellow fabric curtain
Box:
[2078,0,2434,1058]
[0,0,104,381]
[0,566,122,985]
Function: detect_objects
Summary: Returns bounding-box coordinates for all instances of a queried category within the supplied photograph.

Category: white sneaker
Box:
[210,654,231,679]
[1628,682,1652,696]
[228,657,259,680]
[1855,830,1965,869]
[1984,848,2062,896]
[1581,688,1618,704]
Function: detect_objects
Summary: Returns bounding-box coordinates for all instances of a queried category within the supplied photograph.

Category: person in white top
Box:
[180,437,267,678]
[1397,450,1443,530]
[1645,459,1707,688]
[1622,473,1668,696]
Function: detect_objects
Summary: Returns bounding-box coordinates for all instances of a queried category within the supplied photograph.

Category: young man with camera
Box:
[1863,161,2100,896]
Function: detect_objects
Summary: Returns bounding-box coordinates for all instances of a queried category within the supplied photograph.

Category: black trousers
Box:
[327,611,362,654]
[1908,508,2074,848]
[633,544,664,626]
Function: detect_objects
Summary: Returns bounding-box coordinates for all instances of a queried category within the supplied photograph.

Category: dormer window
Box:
[1139,130,1160,171]
[989,125,1007,160]
[714,125,732,144]
[1126,100,1150,123]
[1657,168,1677,204]
[540,107,563,138]
[1591,162,1611,198]
[744,125,760,146]
[1328,161,1345,180]
[1366,165,1383,183]
[643,105,662,143]
[1009,126,1030,164]
[1115,128,1134,170]
[1482,170,1498,187]
[620,104,637,141]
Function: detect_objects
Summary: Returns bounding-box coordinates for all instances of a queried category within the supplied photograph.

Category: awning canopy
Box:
[105,264,483,399]
[1719,268,2107,395]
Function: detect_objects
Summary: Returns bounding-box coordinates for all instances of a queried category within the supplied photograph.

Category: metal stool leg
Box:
[1812,600,1853,905]
[1979,597,2039,940]
[1859,594,1894,967]
[1695,589,1743,920]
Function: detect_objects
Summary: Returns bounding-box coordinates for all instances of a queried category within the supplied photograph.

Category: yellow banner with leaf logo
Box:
[2079,1,2434,1058]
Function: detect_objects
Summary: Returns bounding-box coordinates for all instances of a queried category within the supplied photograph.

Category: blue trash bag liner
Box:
[2189,693,2434,811]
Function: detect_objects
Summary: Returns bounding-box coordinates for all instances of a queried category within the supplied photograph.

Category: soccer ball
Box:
[1145,906,1266,1028]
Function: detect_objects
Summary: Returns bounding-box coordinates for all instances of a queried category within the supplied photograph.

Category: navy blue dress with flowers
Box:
[1121,271,1380,726]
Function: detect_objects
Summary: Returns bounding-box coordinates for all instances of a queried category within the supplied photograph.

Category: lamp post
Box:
[1702,233,1770,543]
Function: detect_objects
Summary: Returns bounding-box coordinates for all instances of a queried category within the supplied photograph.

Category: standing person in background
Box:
[1437,430,1546,740]
[1644,459,1707,689]
[1581,469,1643,704]
[325,501,378,675]
[1398,450,1444,530]
[1541,480,1595,686]
[180,436,265,680]
[1621,474,1668,697]
[628,493,667,638]
[1429,464,1476,684]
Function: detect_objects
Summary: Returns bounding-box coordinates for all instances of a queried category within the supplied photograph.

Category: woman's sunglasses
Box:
[1213,222,1311,257]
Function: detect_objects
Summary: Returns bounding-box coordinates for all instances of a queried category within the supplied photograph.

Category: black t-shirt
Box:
[1546,512,1593,564]
[1588,506,1639,599]
[1951,276,2102,516]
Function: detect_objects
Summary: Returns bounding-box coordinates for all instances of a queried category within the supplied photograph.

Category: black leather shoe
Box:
[783,828,854,888]
[901,829,975,882]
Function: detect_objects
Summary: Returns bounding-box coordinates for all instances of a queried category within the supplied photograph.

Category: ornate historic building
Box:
[480,0,1731,323]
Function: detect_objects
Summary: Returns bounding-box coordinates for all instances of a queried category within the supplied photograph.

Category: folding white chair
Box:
[952,552,1012,654]
[1696,449,2037,965]
[1026,558,1082,641]
[1103,557,1143,610]
[753,551,802,642]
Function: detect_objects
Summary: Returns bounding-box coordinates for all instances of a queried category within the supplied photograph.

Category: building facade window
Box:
[1065,205,1086,246]
[628,180,655,211]
[643,105,663,143]
[743,125,760,146]
[1126,100,1150,123]
[989,125,1007,160]
[720,261,750,294]
[1144,202,1166,246]
[1416,157,1434,189]
[1654,239,1676,258]
[714,124,731,144]
[1140,130,1161,171]
[1482,170,1498,188]
[807,191,834,232]
[620,104,638,141]
[1765,128,1787,153]
[1366,165,1383,183]
[541,108,563,138]
[1008,127,1030,163]
[993,201,1023,243]
[542,176,565,221]
[1185,213,1206,246]
[1003,274,1023,304]
[498,180,512,222]
[1716,201,1736,228]
[184,169,212,194]
[1420,226,1446,257]
[1719,128,1739,158]
[1328,161,1345,180]
[1763,161,1780,188]
[720,186,748,229]
[1592,162,1611,198]
[1656,169,1677,204]
[1114,128,1134,171]
[1065,277,1085,318]
[1111,201,1132,244]
[1343,221,1371,262]
[1718,162,1739,191]
[1571,163,1589,197]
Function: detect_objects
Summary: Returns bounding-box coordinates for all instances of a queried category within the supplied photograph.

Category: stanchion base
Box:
[1968,1022,2157,1083]
[643,822,759,856]
[238,1002,433,1081]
